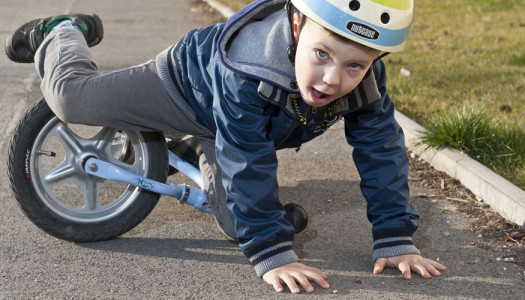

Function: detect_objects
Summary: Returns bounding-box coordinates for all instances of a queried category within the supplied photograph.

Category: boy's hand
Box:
[262,262,330,294]
[373,254,446,279]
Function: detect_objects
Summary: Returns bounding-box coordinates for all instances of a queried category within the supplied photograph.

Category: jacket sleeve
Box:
[211,61,298,276]
[344,59,421,261]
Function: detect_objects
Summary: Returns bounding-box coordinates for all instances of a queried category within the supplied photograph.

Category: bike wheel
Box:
[7,98,168,242]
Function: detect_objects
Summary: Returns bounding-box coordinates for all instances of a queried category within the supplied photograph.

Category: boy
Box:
[5,0,446,294]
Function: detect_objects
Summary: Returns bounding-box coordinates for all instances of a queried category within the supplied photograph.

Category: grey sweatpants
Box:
[35,28,210,137]
[35,27,236,239]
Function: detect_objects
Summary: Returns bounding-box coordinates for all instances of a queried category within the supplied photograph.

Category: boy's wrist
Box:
[372,236,420,261]
[246,240,299,277]
[372,228,420,261]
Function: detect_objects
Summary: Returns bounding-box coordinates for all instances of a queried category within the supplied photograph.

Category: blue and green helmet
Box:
[291,0,414,52]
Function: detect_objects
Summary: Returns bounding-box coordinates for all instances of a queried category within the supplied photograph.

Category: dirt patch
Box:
[407,149,525,269]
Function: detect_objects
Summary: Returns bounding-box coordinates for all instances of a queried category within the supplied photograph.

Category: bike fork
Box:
[83,152,212,213]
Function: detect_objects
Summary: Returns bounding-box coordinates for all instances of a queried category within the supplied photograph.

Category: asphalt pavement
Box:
[0,0,524,299]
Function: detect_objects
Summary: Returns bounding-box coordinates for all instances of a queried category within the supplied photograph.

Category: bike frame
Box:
[84,151,212,213]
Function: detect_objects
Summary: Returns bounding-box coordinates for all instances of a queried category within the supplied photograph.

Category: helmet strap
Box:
[373,52,390,64]
[286,0,297,64]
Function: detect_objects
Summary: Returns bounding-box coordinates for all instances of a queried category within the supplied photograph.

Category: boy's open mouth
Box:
[311,88,331,104]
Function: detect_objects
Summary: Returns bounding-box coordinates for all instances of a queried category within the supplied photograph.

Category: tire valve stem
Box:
[37,150,56,157]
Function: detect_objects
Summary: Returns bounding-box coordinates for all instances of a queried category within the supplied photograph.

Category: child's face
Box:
[293,14,379,107]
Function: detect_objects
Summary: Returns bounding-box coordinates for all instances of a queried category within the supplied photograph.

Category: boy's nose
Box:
[322,66,340,86]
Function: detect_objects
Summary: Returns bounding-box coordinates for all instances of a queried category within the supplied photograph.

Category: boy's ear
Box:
[292,12,302,44]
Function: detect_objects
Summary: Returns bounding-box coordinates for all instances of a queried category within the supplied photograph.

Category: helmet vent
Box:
[381,12,391,24]
[349,0,360,11]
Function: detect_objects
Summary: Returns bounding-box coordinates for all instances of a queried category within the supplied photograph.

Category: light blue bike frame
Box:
[84,151,212,213]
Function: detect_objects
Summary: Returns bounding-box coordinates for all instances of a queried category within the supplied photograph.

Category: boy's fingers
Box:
[294,274,315,293]
[305,271,330,289]
[287,272,329,294]
[374,255,447,280]
[398,261,412,280]
[264,275,284,292]
[312,277,330,289]
[309,267,328,280]
[429,260,447,271]
[412,263,431,279]
[272,280,284,293]
[373,258,387,274]
[262,263,330,293]
[282,275,301,294]
[422,261,442,277]
[417,259,446,278]
[262,273,284,293]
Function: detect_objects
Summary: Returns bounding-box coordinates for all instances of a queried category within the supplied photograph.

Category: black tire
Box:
[7,98,168,242]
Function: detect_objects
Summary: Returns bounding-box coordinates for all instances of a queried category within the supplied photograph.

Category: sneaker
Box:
[284,203,308,234]
[199,152,237,241]
[5,14,104,63]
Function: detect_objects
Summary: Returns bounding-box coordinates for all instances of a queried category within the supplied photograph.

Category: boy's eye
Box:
[316,50,329,60]
[349,63,362,69]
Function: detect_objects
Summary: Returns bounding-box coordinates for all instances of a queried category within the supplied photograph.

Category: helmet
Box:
[290,0,413,52]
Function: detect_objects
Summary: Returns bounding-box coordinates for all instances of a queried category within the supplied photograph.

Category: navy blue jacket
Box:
[157,0,420,276]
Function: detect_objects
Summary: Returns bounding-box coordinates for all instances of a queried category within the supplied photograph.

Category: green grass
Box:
[216,0,525,189]
[386,0,524,129]
[386,0,525,189]
[419,106,525,189]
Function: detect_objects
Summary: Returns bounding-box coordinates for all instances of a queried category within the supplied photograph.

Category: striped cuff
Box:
[247,241,299,277]
[373,236,420,261]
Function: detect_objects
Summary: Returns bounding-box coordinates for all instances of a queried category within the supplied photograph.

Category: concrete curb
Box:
[396,111,525,227]
[202,0,525,228]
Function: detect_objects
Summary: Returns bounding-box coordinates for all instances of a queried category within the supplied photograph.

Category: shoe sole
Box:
[82,14,104,47]
[5,38,29,63]
[5,22,38,64]
[4,14,104,64]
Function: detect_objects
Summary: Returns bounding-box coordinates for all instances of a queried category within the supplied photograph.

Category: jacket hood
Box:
[217,0,299,93]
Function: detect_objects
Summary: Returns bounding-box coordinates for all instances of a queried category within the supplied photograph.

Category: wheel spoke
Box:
[55,123,82,154]
[107,156,140,173]
[81,176,102,211]
[44,162,77,186]
[93,127,117,152]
